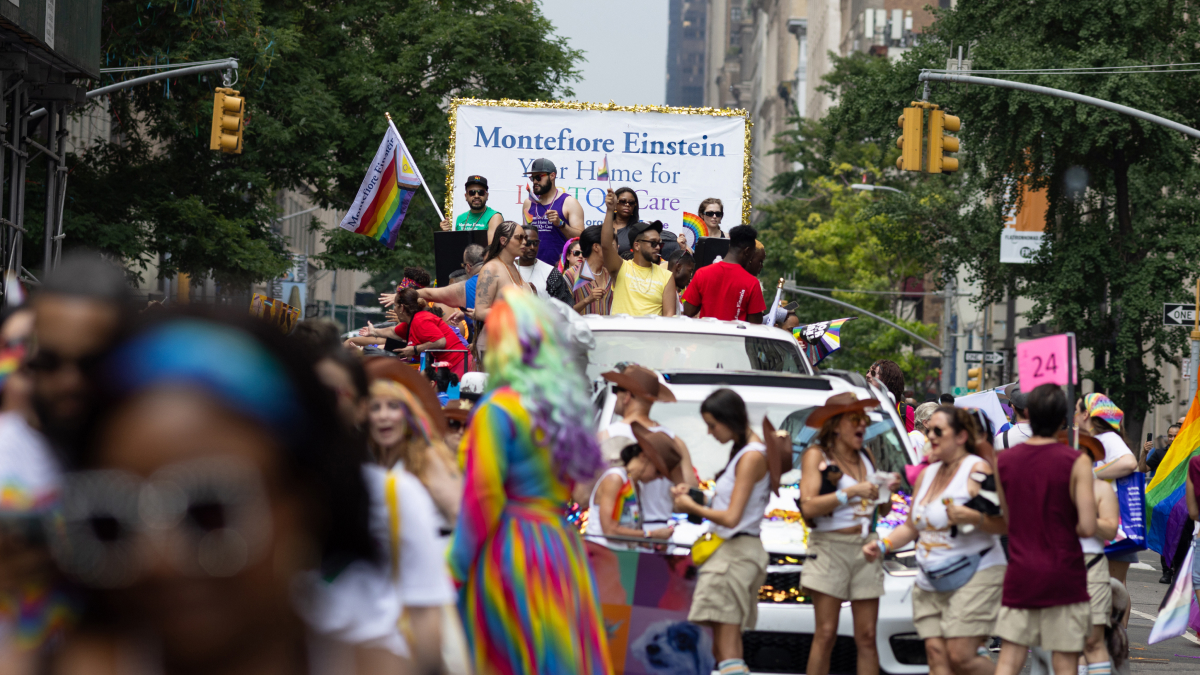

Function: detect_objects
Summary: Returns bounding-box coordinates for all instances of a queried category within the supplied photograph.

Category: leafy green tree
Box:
[57,0,579,292]
[820,0,1200,440]
[756,114,941,392]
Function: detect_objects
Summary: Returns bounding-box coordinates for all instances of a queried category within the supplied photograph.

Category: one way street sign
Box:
[964,350,1006,365]
[1163,303,1197,327]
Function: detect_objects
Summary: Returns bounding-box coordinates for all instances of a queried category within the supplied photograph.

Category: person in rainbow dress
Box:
[448,287,611,675]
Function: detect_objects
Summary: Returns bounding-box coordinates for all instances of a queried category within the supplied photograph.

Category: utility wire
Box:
[924,64,1200,76]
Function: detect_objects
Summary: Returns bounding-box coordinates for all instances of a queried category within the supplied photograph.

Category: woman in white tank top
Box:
[863,407,1007,675]
[585,427,678,550]
[798,392,895,675]
[670,389,770,675]
[1079,447,1121,672]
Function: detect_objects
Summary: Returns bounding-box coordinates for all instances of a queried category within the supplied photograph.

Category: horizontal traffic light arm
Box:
[29,59,239,121]
[918,71,1200,139]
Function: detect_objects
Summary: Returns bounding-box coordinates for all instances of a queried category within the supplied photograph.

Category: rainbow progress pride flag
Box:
[339,126,423,249]
[1146,388,1200,558]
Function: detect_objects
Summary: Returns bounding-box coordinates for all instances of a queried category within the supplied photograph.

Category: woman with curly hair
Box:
[449,288,610,675]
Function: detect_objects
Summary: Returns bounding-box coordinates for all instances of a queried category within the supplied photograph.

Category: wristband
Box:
[835,489,849,505]
[876,540,888,556]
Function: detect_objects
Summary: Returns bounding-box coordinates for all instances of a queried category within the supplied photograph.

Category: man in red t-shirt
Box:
[680,225,766,322]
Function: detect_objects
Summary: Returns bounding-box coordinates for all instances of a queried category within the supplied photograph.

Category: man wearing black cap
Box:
[995,383,1033,450]
[600,189,677,316]
[440,175,504,240]
[522,158,584,265]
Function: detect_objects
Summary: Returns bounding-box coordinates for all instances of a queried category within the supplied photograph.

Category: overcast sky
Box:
[537,0,669,106]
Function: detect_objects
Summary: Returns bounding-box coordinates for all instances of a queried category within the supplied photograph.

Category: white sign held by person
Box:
[447,100,750,240]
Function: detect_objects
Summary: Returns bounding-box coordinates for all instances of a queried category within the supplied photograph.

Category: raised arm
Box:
[600,190,623,274]
[418,283,468,309]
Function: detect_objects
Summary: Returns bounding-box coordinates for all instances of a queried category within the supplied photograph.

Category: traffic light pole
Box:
[918,71,1200,139]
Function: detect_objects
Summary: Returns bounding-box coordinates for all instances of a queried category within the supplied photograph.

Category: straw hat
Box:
[601,365,676,403]
[629,421,682,477]
[1056,429,1105,463]
[805,392,880,429]
[763,416,794,496]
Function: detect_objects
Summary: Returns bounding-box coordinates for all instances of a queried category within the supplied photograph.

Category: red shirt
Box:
[680,261,766,322]
[996,441,1089,608]
[408,311,467,376]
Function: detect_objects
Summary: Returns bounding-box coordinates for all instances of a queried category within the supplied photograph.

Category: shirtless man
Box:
[522,158,585,266]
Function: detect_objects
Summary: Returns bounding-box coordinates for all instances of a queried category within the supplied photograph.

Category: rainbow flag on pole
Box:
[339,126,423,248]
[597,154,610,181]
[1146,389,1200,559]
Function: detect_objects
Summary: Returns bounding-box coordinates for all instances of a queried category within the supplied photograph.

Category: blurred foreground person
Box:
[449,288,611,675]
[51,314,401,675]
[0,306,75,675]
[29,252,130,451]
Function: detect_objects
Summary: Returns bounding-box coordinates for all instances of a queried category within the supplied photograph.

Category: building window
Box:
[731,6,741,21]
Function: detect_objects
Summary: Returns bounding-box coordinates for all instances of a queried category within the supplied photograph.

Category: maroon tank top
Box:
[996,441,1089,608]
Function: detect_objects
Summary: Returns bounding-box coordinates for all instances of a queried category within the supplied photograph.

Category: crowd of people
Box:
[0,164,1182,675]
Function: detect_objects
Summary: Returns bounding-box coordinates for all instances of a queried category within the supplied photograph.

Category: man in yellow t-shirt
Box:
[600,190,677,316]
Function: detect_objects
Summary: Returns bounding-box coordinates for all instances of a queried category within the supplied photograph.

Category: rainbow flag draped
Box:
[1146,389,1200,558]
[339,125,423,249]
[612,480,637,521]
[1150,542,1195,643]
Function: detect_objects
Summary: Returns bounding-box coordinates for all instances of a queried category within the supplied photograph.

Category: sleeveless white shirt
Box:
[812,449,877,533]
[711,442,769,538]
[911,455,1006,591]
[586,466,640,549]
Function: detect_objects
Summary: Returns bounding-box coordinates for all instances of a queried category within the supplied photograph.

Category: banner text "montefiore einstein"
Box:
[473,127,726,157]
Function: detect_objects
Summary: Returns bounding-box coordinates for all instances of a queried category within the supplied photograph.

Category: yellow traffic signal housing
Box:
[966,366,982,392]
[210,87,244,154]
[927,110,960,173]
[896,106,924,172]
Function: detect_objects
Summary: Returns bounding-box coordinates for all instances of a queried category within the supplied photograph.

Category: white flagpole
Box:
[385,112,445,222]
[764,278,784,326]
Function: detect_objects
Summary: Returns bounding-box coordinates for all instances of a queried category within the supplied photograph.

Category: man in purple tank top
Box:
[522,158,585,266]
[995,383,1099,675]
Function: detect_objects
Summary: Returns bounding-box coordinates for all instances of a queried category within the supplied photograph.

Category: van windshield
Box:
[587,330,809,382]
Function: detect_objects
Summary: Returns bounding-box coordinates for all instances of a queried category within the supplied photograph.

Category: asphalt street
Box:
[1123,550,1200,672]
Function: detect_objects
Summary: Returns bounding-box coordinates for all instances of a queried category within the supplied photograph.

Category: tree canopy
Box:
[55,0,581,291]
[819,0,1200,439]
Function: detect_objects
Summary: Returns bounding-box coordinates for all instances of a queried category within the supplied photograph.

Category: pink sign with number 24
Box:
[1016,333,1077,390]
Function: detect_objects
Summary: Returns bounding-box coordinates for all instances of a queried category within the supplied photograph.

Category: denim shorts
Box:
[1192,538,1200,587]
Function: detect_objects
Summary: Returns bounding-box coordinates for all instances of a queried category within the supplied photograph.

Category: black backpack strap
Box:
[1002,428,1010,449]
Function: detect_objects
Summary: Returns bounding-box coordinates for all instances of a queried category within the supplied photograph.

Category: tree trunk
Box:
[1110,153,1146,446]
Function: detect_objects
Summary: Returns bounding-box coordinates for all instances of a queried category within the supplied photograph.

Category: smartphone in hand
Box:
[687,488,705,524]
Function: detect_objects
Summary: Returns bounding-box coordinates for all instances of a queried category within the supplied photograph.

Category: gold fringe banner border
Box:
[444,98,753,226]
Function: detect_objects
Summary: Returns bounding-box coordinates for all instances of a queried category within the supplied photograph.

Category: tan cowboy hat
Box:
[630,421,682,477]
[602,365,676,403]
[763,417,794,496]
[442,405,471,425]
[805,391,880,429]
[1056,429,1105,463]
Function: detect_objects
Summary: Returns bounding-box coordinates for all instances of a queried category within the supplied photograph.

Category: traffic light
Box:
[896,105,924,172]
[210,87,244,154]
[966,367,982,392]
[927,109,960,173]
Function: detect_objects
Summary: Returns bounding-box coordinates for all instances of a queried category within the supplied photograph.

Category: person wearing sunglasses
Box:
[698,198,727,238]
[863,407,1007,675]
[680,225,765,323]
[521,158,585,266]
[798,392,895,675]
[52,315,402,675]
[440,175,503,241]
[600,189,677,317]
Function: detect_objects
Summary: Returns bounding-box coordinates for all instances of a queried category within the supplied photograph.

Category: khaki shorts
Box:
[996,602,1090,653]
[802,530,885,601]
[1086,555,1112,627]
[689,534,768,629]
[912,564,1006,639]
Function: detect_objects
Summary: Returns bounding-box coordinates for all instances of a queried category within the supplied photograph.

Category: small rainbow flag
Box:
[339,126,423,249]
[597,154,610,182]
[681,212,709,247]
[0,345,22,390]
[612,479,637,521]
[794,316,856,366]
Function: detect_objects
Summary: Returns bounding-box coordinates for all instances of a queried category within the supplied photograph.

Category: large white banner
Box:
[447,100,750,239]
